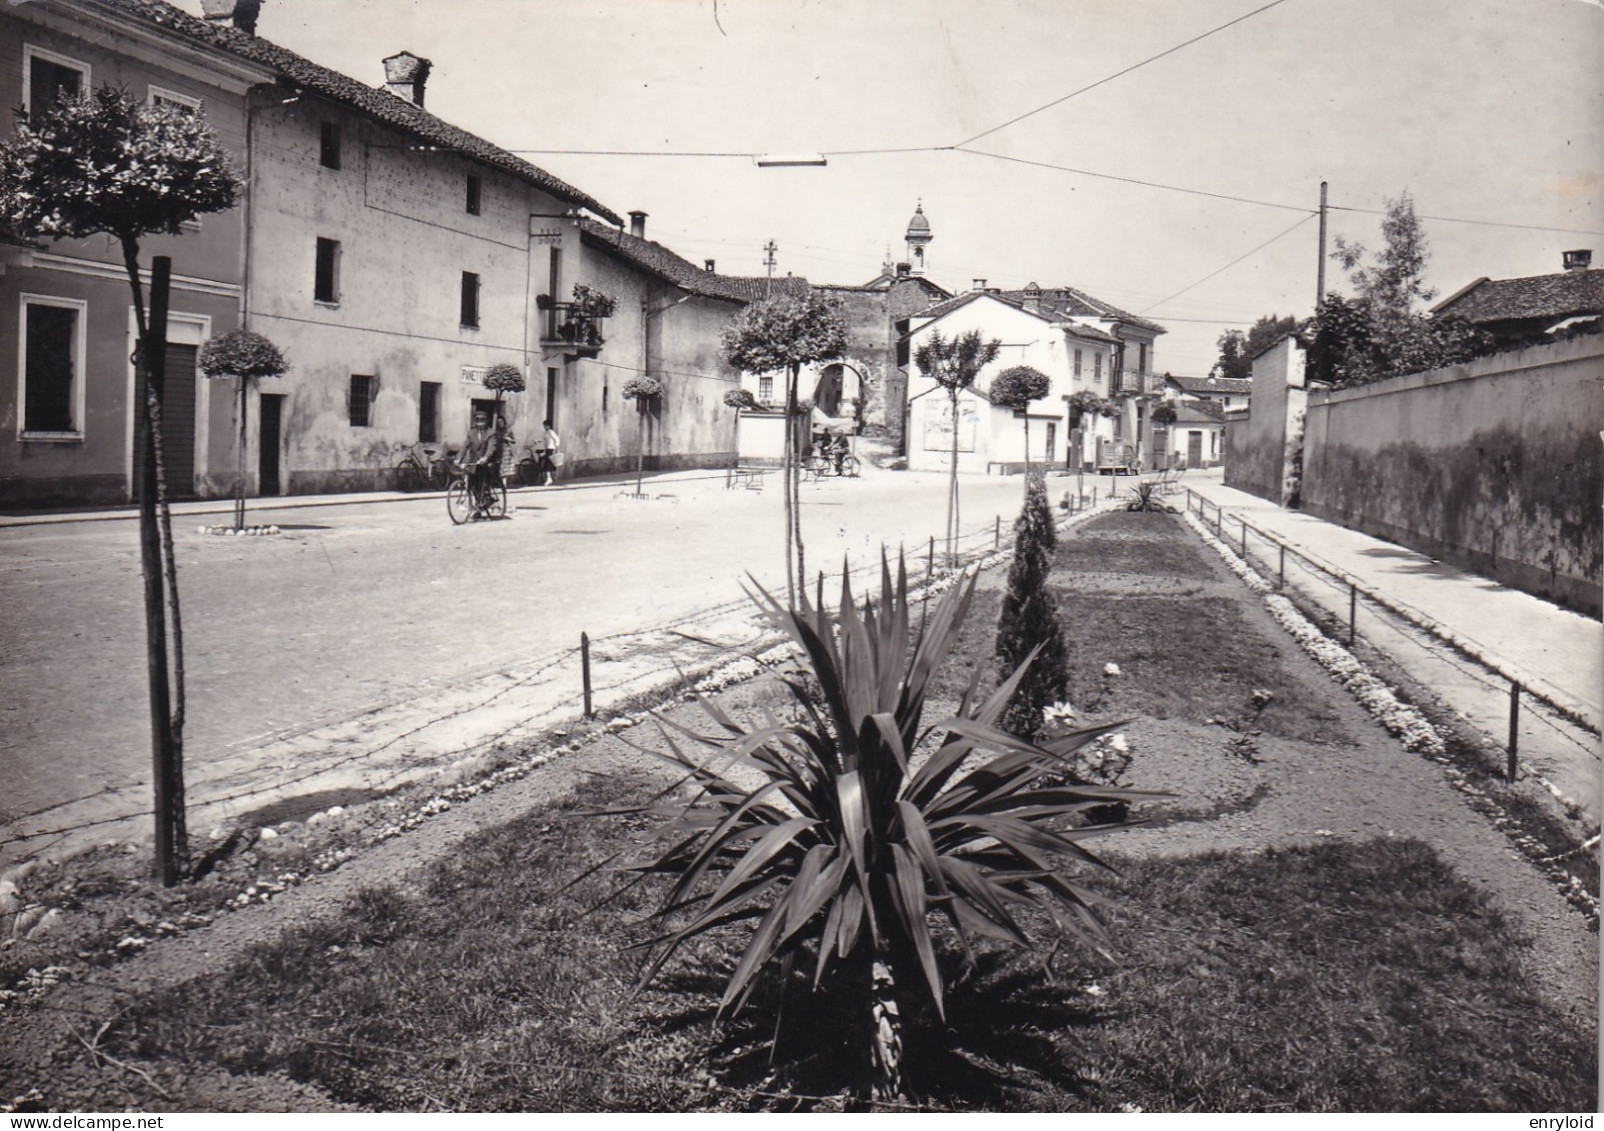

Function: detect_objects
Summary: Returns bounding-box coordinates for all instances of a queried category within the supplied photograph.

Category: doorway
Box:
[133,342,198,501]
[1187,430,1204,468]
[259,394,284,496]
[1044,421,1057,464]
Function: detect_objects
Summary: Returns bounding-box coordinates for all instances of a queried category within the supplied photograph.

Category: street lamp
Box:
[753,154,828,167]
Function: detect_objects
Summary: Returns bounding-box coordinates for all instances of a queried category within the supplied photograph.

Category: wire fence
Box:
[1183,488,1601,793]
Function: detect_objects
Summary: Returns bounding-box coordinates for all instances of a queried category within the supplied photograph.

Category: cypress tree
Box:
[996,471,1068,739]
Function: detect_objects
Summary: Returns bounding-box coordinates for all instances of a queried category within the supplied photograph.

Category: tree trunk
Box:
[946,389,960,565]
[235,376,248,531]
[123,243,187,885]
[1023,415,1031,481]
[635,400,646,496]
[868,959,905,1104]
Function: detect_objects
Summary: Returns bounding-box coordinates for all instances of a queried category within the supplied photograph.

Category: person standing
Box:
[540,419,561,486]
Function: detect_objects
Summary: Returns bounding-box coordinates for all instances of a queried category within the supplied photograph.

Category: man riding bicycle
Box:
[459,408,507,501]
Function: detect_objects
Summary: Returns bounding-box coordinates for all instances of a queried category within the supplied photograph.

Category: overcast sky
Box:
[172,0,1604,376]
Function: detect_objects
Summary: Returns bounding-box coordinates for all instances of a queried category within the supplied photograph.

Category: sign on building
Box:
[922,396,979,452]
[461,365,487,386]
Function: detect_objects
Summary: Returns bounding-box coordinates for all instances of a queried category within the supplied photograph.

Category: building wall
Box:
[905,297,1112,474]
[1301,335,1603,615]
[244,94,553,494]
[1224,337,1305,505]
[0,4,252,506]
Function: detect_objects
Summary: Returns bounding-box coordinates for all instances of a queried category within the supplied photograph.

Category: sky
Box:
[172,0,1604,377]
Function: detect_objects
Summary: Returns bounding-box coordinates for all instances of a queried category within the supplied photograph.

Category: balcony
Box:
[539,305,606,360]
[1111,368,1158,396]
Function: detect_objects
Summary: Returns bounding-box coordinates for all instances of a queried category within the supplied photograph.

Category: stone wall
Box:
[1301,335,1603,615]
[1223,337,1305,504]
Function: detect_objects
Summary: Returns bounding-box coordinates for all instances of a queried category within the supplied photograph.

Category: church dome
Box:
[905,202,931,240]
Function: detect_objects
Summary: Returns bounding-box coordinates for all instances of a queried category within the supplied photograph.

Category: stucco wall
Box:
[1223,337,1304,504]
[0,5,250,506]
[1301,335,1604,615]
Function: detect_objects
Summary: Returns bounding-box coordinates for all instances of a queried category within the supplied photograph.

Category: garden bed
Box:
[1,510,1595,1112]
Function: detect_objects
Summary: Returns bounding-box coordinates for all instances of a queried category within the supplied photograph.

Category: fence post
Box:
[1278,543,1286,590]
[581,632,593,719]
[1240,518,1248,560]
[928,536,935,581]
[1348,584,1357,645]
[1507,681,1521,782]
[995,514,1000,549]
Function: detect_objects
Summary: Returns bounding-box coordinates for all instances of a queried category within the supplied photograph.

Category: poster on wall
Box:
[922,397,979,452]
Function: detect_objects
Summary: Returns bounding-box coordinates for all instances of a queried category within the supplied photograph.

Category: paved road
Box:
[0,467,1059,862]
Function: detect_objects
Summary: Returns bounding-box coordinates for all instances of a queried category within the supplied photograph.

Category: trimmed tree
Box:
[722,386,757,470]
[913,329,1001,563]
[622,374,663,496]
[1,86,241,884]
[995,472,1068,740]
[989,365,1051,475]
[483,362,526,403]
[721,292,847,607]
[199,330,288,532]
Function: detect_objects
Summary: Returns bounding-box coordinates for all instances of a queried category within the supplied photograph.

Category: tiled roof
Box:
[997,285,1166,334]
[95,0,621,224]
[716,276,813,302]
[1173,399,1225,423]
[578,220,749,302]
[1169,374,1251,396]
[1432,269,1604,324]
[904,290,1119,344]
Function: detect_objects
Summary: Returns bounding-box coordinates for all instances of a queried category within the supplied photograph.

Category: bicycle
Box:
[396,442,450,492]
[445,460,508,524]
[515,443,557,487]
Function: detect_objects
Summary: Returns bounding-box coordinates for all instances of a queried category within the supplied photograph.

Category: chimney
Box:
[896,262,911,277]
[704,259,715,273]
[629,211,648,239]
[1563,249,1592,273]
[200,0,260,34]
[972,278,987,292]
[382,52,432,106]
[1022,281,1042,313]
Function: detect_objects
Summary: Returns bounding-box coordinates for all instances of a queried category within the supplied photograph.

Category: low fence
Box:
[1184,487,1601,789]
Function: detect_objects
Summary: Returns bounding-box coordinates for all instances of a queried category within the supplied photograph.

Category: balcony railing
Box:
[1111,368,1157,396]
[539,303,607,359]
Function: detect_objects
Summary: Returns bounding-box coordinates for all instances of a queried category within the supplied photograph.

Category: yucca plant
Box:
[624,556,1160,1101]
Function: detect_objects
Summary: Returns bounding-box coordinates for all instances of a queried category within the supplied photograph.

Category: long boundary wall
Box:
[1301,335,1603,615]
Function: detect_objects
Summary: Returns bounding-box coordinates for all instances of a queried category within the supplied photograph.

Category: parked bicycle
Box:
[396,441,451,492]
[445,458,508,523]
[515,442,558,487]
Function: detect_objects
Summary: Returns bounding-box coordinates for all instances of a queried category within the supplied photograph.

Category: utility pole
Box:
[1316,181,1329,307]
[762,239,778,299]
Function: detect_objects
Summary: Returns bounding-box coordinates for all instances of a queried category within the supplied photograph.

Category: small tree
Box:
[722,386,757,470]
[199,330,288,532]
[722,293,847,607]
[996,473,1068,740]
[2,86,241,885]
[989,365,1051,474]
[913,329,1001,563]
[483,362,526,403]
[1151,401,1177,426]
[622,374,663,496]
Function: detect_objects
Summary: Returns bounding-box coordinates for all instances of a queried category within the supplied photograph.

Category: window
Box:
[349,375,376,427]
[758,376,774,403]
[460,271,480,328]
[1073,348,1083,377]
[320,121,341,170]
[24,46,88,123]
[419,381,441,443]
[149,86,200,113]
[20,296,85,437]
[1138,343,1149,375]
[315,238,340,303]
[466,174,482,216]
[1093,353,1103,384]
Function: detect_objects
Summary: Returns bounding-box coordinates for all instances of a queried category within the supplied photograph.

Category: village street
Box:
[0,467,1056,865]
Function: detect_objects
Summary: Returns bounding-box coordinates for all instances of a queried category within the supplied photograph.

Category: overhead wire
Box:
[1138,213,1317,315]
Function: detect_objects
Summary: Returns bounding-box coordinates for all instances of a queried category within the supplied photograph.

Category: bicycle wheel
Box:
[396,456,424,493]
[483,480,509,520]
[841,454,861,478]
[446,475,473,524]
[516,457,540,487]
[429,458,450,491]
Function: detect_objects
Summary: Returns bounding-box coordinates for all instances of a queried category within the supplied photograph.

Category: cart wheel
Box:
[446,475,473,524]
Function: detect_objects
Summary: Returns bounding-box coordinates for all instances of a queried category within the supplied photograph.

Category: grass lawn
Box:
[110,781,1595,1111]
[93,510,1596,1111]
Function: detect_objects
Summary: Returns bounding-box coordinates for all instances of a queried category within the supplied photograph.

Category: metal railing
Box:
[1184,487,1601,785]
